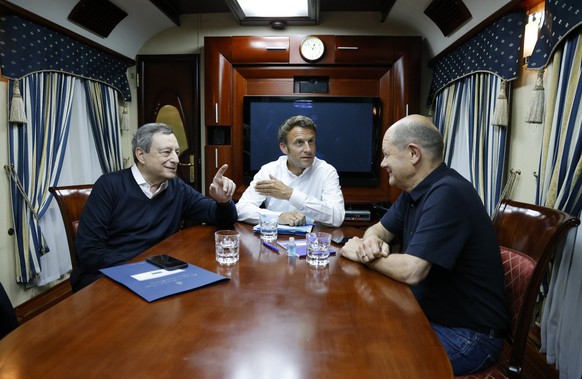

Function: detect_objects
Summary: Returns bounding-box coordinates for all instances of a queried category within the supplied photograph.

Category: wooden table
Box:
[0,223,452,378]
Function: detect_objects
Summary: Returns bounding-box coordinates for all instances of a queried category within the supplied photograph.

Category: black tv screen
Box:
[243,96,382,187]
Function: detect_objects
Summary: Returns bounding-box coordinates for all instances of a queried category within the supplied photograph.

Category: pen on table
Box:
[262,242,280,253]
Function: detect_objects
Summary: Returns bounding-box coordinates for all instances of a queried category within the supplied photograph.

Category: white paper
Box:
[131,268,184,281]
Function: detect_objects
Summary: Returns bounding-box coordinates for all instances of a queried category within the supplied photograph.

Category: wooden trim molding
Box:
[14,280,73,325]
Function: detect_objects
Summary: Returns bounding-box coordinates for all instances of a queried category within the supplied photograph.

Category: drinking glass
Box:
[259,214,278,242]
[305,232,332,267]
[215,230,240,265]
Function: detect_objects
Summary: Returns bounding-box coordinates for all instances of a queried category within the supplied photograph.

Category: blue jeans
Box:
[430,322,504,375]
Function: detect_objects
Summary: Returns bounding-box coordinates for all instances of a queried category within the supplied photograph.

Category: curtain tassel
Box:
[492,80,508,127]
[120,101,129,131]
[9,80,27,124]
[525,69,545,124]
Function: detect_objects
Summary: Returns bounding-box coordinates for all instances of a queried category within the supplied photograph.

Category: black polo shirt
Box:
[381,163,508,331]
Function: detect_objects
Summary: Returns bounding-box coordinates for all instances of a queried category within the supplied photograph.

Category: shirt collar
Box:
[131,165,168,198]
[408,163,448,202]
[283,156,316,177]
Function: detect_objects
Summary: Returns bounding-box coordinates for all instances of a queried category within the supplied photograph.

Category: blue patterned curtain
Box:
[527,0,582,70]
[5,72,75,285]
[433,79,463,167]
[428,11,525,106]
[429,12,522,215]
[0,15,131,101]
[83,80,124,173]
[433,74,508,215]
[536,30,582,379]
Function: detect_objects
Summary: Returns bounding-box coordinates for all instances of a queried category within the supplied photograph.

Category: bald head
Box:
[385,114,444,164]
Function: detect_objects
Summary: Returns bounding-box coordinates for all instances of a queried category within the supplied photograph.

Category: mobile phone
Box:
[146,254,188,270]
[332,236,350,244]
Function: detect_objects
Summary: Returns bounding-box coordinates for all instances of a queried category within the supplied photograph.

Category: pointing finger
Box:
[214,164,228,179]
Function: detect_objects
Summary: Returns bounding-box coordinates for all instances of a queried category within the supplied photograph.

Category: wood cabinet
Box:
[204,37,232,126]
[204,35,421,205]
[231,36,290,63]
[334,36,394,64]
[204,145,232,184]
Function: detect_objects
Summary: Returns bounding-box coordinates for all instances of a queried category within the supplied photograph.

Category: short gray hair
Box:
[132,123,174,163]
[390,116,444,162]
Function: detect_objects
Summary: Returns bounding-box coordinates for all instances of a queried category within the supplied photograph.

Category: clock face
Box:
[300,36,325,62]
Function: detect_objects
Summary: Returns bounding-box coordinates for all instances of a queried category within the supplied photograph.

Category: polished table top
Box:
[0,223,452,378]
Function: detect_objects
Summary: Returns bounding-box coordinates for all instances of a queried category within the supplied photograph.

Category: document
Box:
[253,216,315,235]
[253,223,314,235]
[100,261,229,302]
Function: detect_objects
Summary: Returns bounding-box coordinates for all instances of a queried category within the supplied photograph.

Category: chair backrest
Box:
[49,184,93,269]
[492,199,580,377]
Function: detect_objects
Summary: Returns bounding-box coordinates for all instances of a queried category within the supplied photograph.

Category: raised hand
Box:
[254,174,293,200]
[209,164,236,203]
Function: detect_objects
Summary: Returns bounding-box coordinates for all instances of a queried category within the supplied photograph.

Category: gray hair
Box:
[278,115,317,145]
[390,116,444,162]
[132,123,174,163]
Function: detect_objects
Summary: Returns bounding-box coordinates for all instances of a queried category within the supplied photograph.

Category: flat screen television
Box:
[243,96,382,187]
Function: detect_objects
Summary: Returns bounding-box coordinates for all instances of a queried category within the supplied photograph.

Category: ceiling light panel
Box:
[238,0,309,17]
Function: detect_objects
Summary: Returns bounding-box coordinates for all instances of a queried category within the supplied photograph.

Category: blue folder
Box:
[100,261,228,302]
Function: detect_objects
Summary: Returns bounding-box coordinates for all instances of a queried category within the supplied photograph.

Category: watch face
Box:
[300,36,325,62]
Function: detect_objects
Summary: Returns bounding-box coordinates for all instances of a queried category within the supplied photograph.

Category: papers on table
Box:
[100,261,229,302]
[253,216,315,235]
[253,223,314,235]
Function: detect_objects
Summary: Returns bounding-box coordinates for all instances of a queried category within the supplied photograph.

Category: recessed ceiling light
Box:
[225,0,319,26]
[237,0,308,18]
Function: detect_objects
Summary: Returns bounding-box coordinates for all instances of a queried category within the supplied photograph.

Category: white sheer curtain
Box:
[432,78,476,187]
[37,80,103,285]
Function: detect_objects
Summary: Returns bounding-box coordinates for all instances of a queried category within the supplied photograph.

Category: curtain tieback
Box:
[4,164,40,221]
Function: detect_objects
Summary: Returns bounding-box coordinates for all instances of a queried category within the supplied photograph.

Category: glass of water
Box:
[305,232,332,267]
[259,213,278,242]
[215,230,240,265]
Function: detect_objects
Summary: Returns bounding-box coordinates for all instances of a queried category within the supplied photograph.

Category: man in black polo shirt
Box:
[339,114,508,375]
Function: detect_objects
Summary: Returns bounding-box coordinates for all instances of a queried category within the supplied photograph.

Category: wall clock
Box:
[299,35,325,62]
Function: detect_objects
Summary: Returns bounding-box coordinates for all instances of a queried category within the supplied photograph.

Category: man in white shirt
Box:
[236,115,345,227]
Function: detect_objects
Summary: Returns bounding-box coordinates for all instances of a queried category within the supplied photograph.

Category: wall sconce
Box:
[224,0,319,28]
[523,11,544,65]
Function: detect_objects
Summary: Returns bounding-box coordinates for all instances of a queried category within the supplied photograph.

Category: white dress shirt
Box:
[236,156,345,227]
[131,165,168,199]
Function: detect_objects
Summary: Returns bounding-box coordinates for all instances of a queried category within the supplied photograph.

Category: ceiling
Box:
[2,0,531,60]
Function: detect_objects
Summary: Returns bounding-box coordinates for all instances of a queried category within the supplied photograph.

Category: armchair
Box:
[457,199,580,378]
[48,184,93,269]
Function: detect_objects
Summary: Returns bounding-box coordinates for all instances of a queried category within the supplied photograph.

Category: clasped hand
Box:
[339,236,390,263]
[209,164,236,203]
[279,210,306,226]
